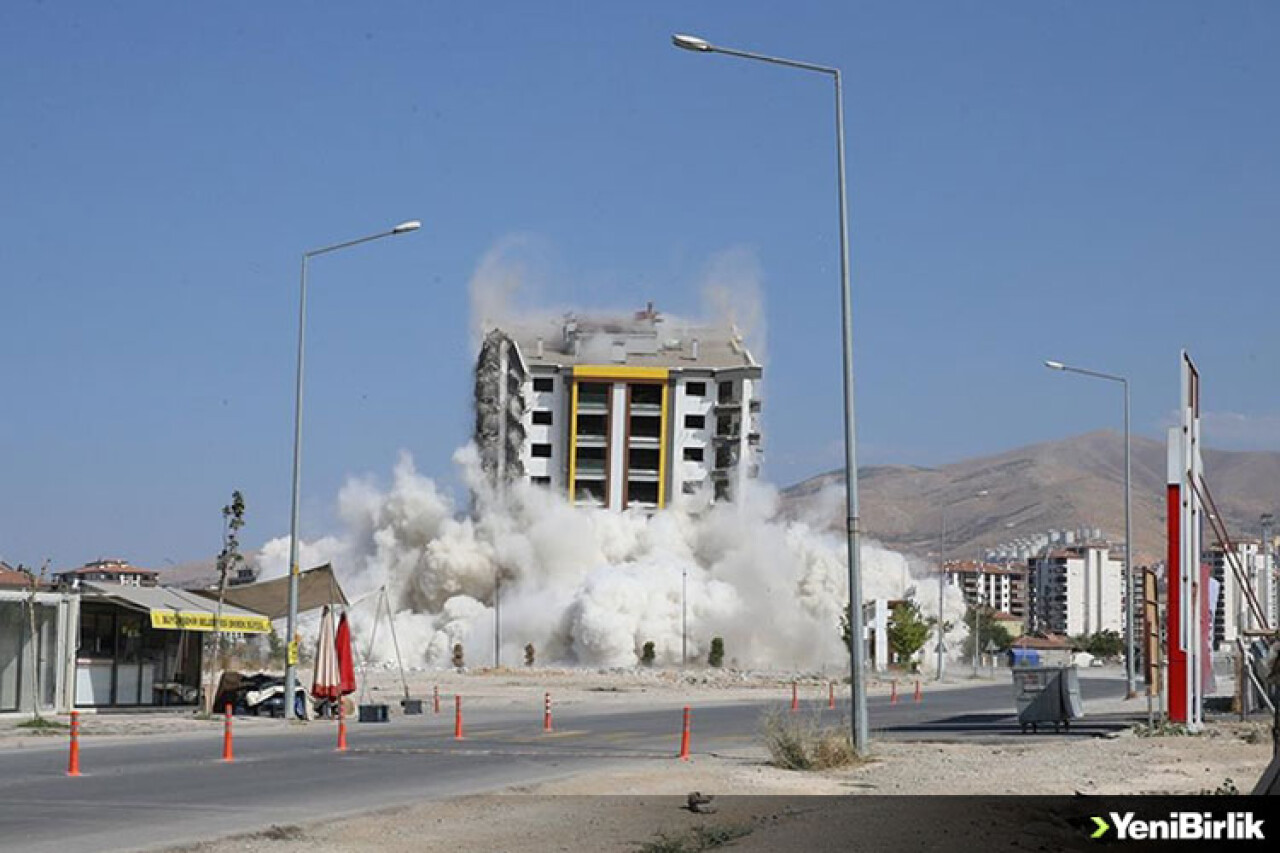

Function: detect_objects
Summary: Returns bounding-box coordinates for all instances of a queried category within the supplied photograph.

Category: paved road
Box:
[0,675,1138,852]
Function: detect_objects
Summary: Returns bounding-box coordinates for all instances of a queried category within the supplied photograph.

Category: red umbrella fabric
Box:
[335,611,357,696]
[312,606,341,701]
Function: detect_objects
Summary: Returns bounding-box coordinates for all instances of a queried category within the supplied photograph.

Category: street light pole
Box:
[673,33,868,754]
[682,563,688,668]
[283,220,421,719]
[937,489,989,681]
[1044,360,1135,698]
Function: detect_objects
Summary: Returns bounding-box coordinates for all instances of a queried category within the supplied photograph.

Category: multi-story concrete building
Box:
[1207,540,1275,651]
[474,304,762,509]
[1027,543,1123,637]
[942,560,1029,628]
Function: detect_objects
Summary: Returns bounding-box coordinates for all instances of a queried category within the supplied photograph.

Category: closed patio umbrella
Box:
[335,611,357,697]
[311,606,340,702]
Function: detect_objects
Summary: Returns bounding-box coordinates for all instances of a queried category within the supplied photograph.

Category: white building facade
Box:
[1028,544,1124,636]
[1207,541,1276,651]
[474,306,762,510]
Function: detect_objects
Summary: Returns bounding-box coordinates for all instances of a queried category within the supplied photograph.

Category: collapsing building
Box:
[473,303,762,509]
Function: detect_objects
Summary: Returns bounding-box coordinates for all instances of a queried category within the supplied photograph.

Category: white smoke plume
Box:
[698,246,767,367]
[258,449,971,673]
[256,237,969,673]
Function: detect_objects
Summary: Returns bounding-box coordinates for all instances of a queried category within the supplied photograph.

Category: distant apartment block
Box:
[942,560,1029,629]
[1207,540,1276,651]
[53,559,159,589]
[474,304,762,509]
[1027,543,1123,637]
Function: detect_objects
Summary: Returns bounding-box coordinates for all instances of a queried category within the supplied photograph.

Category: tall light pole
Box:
[284,220,421,718]
[937,490,988,681]
[1044,359,1135,698]
[672,33,867,753]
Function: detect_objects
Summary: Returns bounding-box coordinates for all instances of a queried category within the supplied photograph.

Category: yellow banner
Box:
[149,610,272,634]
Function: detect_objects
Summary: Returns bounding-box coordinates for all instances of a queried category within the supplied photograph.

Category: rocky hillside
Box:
[779,431,1280,564]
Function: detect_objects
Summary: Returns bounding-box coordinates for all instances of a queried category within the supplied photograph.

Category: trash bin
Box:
[1011,666,1084,733]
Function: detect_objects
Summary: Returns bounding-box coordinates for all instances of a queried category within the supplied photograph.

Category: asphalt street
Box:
[0,674,1136,852]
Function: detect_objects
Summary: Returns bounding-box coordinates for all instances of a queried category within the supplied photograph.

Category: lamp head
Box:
[392,220,422,235]
[1044,360,1065,371]
[672,33,713,52]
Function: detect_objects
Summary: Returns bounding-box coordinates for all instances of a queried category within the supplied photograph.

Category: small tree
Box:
[960,606,1013,659]
[205,491,245,716]
[1079,629,1124,659]
[640,641,656,667]
[708,637,725,668]
[524,643,536,667]
[887,600,933,669]
[452,643,465,671]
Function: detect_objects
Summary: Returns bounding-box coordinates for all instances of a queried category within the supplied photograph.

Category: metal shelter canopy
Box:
[195,563,348,622]
[84,582,272,633]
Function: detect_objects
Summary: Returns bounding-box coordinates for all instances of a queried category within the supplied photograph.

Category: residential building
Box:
[53,558,159,589]
[473,304,762,509]
[1027,543,1124,637]
[942,560,1029,628]
[1206,540,1275,651]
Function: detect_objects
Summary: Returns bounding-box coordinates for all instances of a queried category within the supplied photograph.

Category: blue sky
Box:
[2,2,1277,569]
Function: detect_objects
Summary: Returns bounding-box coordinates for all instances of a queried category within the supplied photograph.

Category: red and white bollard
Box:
[454,694,464,740]
[828,681,836,710]
[678,706,691,761]
[337,700,348,752]
[67,711,81,777]
[790,681,799,713]
[433,684,440,715]
[890,680,899,704]
[222,703,234,762]
[914,679,923,703]
[543,692,553,733]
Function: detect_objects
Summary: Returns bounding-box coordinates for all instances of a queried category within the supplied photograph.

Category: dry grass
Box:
[760,709,863,771]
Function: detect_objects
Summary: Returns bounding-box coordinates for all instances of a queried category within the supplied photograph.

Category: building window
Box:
[531,476,551,487]
[628,447,660,472]
[683,447,704,462]
[533,377,554,393]
[631,384,662,407]
[685,381,706,397]
[718,382,735,403]
[682,481,700,495]
[531,443,552,458]
[628,481,659,505]
[532,410,553,426]
[684,414,705,429]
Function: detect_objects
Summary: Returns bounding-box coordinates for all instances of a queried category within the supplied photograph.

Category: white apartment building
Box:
[1207,541,1276,651]
[474,304,762,509]
[942,560,1029,626]
[1028,543,1123,637]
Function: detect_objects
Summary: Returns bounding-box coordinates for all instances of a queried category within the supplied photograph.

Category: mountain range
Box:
[778,431,1280,565]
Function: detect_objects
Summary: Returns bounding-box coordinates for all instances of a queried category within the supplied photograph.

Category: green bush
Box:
[641,641,656,667]
[708,637,725,668]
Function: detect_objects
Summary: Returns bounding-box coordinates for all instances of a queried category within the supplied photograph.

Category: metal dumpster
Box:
[1012,666,1084,733]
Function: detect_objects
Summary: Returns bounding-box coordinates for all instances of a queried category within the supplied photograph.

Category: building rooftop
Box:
[54,559,159,578]
[494,304,759,371]
[0,562,34,588]
[942,560,1025,575]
